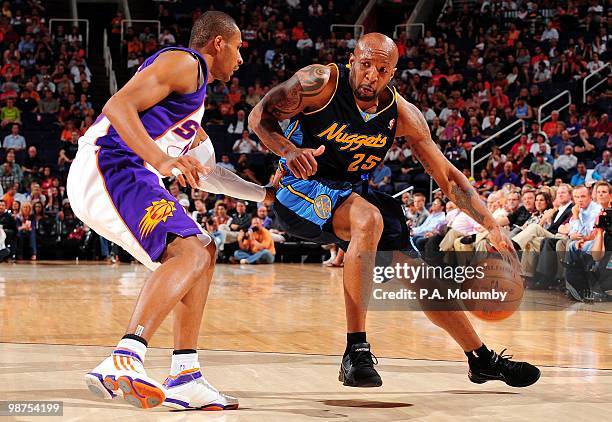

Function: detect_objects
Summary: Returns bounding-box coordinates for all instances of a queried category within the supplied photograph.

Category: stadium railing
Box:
[392,185,414,199]
[49,18,90,56]
[583,62,611,102]
[470,119,525,176]
[120,19,161,53]
[103,29,117,95]
[393,23,425,39]
[537,90,571,128]
[329,24,364,40]
[428,119,524,201]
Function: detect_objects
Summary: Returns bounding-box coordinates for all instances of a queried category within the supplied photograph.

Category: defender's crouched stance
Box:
[69,12,270,410]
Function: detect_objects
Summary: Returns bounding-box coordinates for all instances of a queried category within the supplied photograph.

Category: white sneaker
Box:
[322,253,337,266]
[162,368,239,411]
[84,349,165,409]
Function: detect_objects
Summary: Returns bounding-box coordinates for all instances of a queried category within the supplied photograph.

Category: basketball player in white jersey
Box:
[68,11,270,410]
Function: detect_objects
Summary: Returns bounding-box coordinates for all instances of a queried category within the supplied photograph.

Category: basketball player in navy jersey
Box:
[69,11,274,410]
[250,33,540,388]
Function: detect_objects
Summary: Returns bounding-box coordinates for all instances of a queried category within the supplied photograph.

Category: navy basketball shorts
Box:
[274,172,417,253]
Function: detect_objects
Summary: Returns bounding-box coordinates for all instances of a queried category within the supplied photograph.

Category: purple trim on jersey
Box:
[94,113,105,125]
[95,46,208,149]
[163,371,202,388]
[96,148,202,262]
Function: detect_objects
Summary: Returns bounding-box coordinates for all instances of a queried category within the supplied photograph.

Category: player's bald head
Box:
[354,33,398,67]
[348,32,398,102]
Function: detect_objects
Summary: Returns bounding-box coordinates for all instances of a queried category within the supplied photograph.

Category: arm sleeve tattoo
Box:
[261,64,329,121]
[402,101,494,229]
[449,182,486,224]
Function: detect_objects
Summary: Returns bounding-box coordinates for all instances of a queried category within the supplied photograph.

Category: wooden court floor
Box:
[0,261,610,421]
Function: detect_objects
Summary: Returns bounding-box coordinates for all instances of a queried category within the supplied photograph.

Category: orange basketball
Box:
[461,255,524,321]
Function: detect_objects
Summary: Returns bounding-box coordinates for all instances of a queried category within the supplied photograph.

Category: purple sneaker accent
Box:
[112,349,143,364]
[164,397,190,408]
[163,370,203,388]
[88,372,117,398]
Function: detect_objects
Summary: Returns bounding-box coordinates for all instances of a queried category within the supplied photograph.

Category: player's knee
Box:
[354,207,384,236]
[204,240,217,270]
[169,236,212,276]
[187,245,212,277]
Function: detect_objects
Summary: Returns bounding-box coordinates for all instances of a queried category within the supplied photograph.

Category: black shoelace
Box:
[493,348,524,373]
[351,350,379,367]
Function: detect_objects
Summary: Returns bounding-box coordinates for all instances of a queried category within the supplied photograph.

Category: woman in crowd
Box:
[32,201,44,223]
[213,203,231,227]
[11,200,20,217]
[45,186,62,213]
[474,169,494,194]
[512,191,554,236]
[15,200,36,260]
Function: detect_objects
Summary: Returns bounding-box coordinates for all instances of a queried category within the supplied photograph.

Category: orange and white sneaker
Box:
[84,349,165,409]
[161,368,239,411]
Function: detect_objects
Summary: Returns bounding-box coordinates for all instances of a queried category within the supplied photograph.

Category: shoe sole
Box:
[338,369,383,388]
[85,373,116,399]
[164,397,239,411]
[565,282,584,302]
[104,375,165,409]
[469,368,541,387]
[200,403,240,411]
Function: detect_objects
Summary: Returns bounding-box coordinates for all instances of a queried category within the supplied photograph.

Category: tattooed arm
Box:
[249,64,336,179]
[396,95,515,252]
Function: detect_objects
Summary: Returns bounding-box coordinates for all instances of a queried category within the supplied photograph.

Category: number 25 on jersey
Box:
[348,154,381,172]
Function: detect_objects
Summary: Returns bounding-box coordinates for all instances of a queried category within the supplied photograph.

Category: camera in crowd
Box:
[596,208,612,234]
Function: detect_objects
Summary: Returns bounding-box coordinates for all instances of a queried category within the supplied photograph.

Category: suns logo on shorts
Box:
[138,199,176,239]
[313,194,332,219]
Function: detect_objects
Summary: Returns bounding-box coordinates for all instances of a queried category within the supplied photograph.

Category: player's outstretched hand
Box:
[285,145,325,179]
[488,226,521,273]
[489,226,516,254]
[157,155,206,189]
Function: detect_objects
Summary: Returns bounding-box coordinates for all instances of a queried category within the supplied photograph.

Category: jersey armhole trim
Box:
[286,119,300,139]
[154,48,208,93]
[375,85,398,116]
[352,85,397,119]
[303,63,339,116]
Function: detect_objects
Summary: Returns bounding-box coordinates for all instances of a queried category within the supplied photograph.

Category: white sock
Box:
[324,250,337,263]
[115,338,147,362]
[170,352,199,376]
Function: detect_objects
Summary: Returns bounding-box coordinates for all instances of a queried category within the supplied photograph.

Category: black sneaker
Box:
[468,349,541,387]
[565,281,585,302]
[339,343,382,387]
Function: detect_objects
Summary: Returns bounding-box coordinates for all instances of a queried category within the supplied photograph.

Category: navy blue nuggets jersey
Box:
[275,63,413,252]
[282,63,398,184]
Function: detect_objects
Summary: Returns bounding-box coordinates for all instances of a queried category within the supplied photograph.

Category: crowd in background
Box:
[399,180,611,301]
[0,0,610,299]
[0,0,92,261]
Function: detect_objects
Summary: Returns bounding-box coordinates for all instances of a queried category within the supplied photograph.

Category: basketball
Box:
[461,255,524,321]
